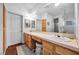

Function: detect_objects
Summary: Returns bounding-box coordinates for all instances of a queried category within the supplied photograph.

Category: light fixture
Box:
[25,11,37,20]
[55,3,60,6]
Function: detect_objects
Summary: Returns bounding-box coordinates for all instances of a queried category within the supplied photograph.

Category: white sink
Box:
[45,35,71,42]
[32,33,71,42]
[56,36,71,42]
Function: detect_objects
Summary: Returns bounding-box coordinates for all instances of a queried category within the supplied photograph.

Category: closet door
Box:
[0,3,3,54]
[42,19,46,32]
[7,12,22,46]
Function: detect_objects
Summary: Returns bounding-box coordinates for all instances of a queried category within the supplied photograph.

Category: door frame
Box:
[3,4,23,54]
[3,3,7,54]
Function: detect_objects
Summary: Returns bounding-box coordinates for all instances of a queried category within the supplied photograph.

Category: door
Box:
[36,20,42,32]
[54,18,59,32]
[7,12,23,46]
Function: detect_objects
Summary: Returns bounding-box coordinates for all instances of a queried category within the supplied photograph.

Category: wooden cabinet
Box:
[32,36,42,43]
[42,40,79,55]
[42,40,55,55]
[24,33,36,49]
[55,45,79,55]
[43,48,53,55]
[24,33,79,55]
[24,33,27,45]
[27,35,32,49]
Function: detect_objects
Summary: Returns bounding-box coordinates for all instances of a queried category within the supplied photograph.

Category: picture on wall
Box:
[25,19,30,28]
[31,20,35,28]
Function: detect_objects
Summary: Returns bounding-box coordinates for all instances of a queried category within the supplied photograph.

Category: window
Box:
[66,21,73,25]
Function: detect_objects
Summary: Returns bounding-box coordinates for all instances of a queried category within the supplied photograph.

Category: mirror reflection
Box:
[24,3,76,39]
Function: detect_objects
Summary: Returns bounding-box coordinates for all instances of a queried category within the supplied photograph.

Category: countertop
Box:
[24,32,79,52]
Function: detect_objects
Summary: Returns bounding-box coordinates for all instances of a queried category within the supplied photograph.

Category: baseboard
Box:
[8,43,24,48]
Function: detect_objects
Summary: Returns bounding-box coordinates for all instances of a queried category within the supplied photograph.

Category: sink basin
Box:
[46,35,71,42]
[56,36,72,42]
[33,33,71,42]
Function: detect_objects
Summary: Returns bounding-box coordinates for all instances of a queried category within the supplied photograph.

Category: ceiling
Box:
[5,3,75,19]
[5,3,46,15]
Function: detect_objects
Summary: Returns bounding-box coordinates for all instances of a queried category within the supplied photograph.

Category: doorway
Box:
[7,12,23,46]
[54,18,59,32]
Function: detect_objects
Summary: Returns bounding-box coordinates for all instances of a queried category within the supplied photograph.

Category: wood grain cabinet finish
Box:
[43,48,53,55]
[42,40,79,55]
[42,40,55,55]
[24,33,27,45]
[55,45,79,55]
[32,36,42,43]
[24,33,79,55]
[24,33,36,49]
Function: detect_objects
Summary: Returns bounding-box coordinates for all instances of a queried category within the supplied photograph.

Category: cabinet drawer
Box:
[43,41,53,50]
[32,36,42,43]
[55,45,79,55]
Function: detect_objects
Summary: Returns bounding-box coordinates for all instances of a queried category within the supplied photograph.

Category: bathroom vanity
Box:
[24,32,79,55]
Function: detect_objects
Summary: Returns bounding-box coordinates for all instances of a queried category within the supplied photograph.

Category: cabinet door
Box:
[42,40,54,55]
[55,45,79,55]
[43,48,53,55]
[43,41,53,50]
[27,35,36,49]
[28,35,32,48]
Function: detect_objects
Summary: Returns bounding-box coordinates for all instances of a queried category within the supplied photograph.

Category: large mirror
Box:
[24,19,36,31]
[35,3,76,39]
[24,3,76,38]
